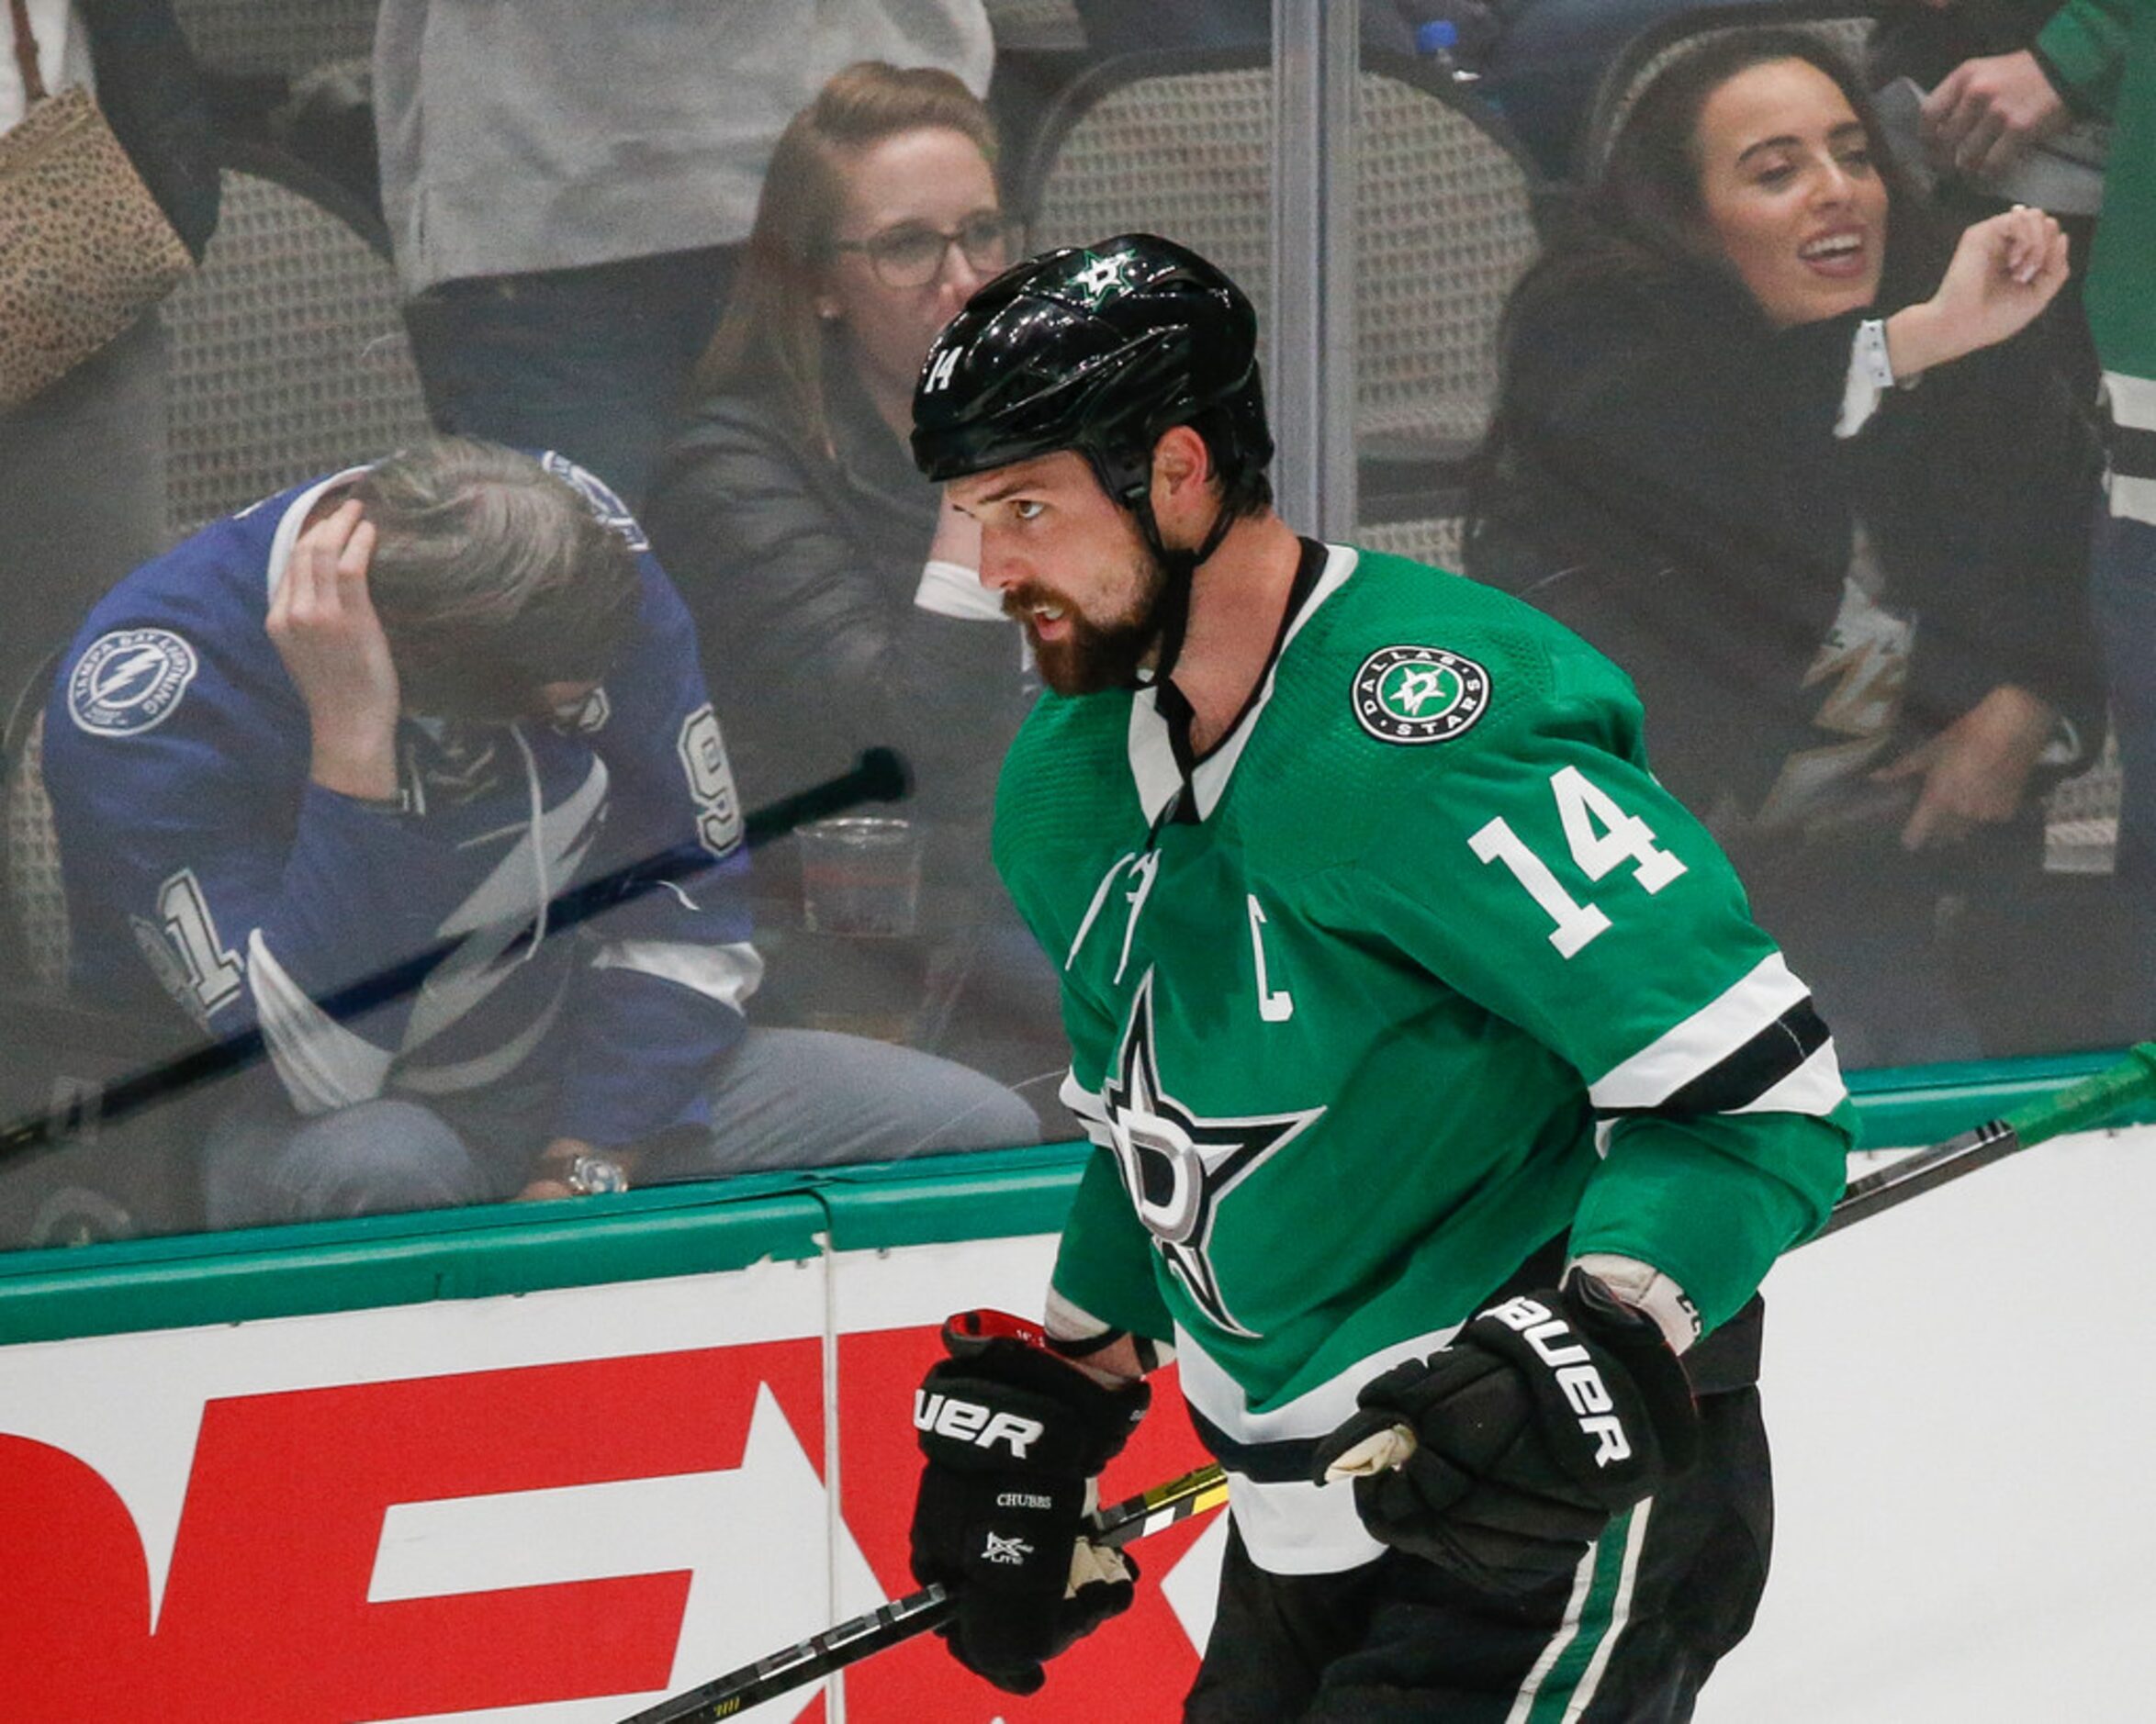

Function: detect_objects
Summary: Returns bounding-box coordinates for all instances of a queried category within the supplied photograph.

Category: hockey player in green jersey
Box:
[900,233,1857,1718]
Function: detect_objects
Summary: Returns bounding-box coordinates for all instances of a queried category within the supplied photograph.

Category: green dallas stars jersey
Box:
[994,542,1856,1574]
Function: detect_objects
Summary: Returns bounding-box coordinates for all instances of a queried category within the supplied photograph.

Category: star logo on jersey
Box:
[1102,970,1325,1338]
[1352,644,1491,745]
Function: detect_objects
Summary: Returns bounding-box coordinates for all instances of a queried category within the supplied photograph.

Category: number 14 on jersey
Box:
[1469,766,1686,957]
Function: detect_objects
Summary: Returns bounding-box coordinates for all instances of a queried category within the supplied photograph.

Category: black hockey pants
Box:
[1184,1383,1773,1722]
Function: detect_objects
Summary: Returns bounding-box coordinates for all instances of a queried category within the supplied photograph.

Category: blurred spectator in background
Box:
[42,439,1039,1228]
[372,2,993,509]
[1476,0,1786,178]
[1062,0,1823,186]
[1072,0,1467,56]
[1914,0,2086,180]
[1869,2,2104,395]
[1927,3,2156,1023]
[1067,0,1598,75]
[0,0,216,708]
[1877,0,2071,109]
[1467,29,2105,1066]
[646,62,1058,1088]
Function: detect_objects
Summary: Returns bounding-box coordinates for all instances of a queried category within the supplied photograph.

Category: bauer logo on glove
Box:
[1480,1293,1634,1469]
[908,1309,1152,1695]
[914,1389,1049,1458]
[1309,1271,1700,1596]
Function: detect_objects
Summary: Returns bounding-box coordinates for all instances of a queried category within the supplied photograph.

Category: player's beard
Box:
[1005,543,1171,697]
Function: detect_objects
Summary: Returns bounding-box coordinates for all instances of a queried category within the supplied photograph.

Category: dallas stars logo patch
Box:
[1352,644,1491,745]
[1066,250,1135,309]
[1102,970,1324,1338]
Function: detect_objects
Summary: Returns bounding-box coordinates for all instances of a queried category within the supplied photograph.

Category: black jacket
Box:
[645,353,1033,901]
[1465,266,2104,836]
[81,0,219,260]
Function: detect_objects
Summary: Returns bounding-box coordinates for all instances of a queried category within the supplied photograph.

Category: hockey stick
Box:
[631,1040,2156,1719]
[1814,1038,2156,1237]
[616,1461,1231,1724]
[0,747,911,1175]
[1322,1039,2156,1480]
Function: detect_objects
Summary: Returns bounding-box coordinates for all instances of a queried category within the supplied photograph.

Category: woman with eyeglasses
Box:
[646,62,1051,1078]
[1465,29,2111,1066]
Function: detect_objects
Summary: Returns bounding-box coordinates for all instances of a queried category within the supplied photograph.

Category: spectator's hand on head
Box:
[268,498,401,800]
[1874,684,2059,851]
[1886,205,2069,378]
[1921,50,2070,184]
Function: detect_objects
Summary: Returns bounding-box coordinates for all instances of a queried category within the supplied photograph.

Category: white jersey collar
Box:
[263,465,376,602]
[1127,541,1360,824]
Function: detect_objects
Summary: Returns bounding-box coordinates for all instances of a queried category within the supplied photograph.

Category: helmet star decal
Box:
[1103,969,1325,1337]
[1069,249,1137,307]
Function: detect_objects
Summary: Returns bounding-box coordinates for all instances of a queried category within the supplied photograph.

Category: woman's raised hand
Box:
[1885,205,2069,380]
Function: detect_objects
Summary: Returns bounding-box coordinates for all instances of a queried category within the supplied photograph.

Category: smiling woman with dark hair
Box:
[1466,28,2106,1066]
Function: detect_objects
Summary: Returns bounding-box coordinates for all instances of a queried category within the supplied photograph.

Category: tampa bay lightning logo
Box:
[540,451,649,552]
[67,629,200,736]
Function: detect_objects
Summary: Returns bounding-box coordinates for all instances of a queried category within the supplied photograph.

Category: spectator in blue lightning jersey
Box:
[43,437,1038,1227]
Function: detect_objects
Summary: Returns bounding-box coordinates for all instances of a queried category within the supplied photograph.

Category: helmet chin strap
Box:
[1126,488,1239,689]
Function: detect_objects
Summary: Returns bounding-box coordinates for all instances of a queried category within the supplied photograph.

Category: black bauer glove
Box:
[909,1309,1151,1695]
[1310,1272,1700,1597]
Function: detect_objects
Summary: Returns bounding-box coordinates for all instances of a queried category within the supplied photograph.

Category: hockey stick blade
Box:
[1814,1039,2156,1238]
[616,1461,1230,1724]
[0,748,912,1177]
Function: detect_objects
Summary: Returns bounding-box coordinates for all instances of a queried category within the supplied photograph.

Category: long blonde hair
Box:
[691,62,1000,453]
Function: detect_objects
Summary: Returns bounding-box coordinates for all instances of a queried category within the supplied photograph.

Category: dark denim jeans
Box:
[401,244,741,510]
[201,1025,1041,1228]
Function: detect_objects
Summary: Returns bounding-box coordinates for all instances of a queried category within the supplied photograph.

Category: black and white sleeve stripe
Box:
[1588,953,1845,1119]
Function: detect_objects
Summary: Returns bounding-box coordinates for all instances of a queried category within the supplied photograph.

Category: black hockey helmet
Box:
[910,232,1274,507]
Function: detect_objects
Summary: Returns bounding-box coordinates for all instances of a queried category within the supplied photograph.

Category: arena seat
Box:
[163,141,429,543]
[0,659,211,1248]
[1016,44,1551,534]
[171,0,377,79]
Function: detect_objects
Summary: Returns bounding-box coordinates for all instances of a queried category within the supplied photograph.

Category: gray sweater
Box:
[373,0,992,292]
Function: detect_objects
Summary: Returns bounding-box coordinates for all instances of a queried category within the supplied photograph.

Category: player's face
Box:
[819,128,1009,408]
[949,452,1169,696]
[1691,59,1888,329]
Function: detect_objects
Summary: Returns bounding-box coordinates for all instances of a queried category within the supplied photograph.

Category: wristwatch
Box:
[563,1153,629,1196]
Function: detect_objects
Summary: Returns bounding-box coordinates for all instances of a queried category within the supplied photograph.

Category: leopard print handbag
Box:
[0,0,194,409]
